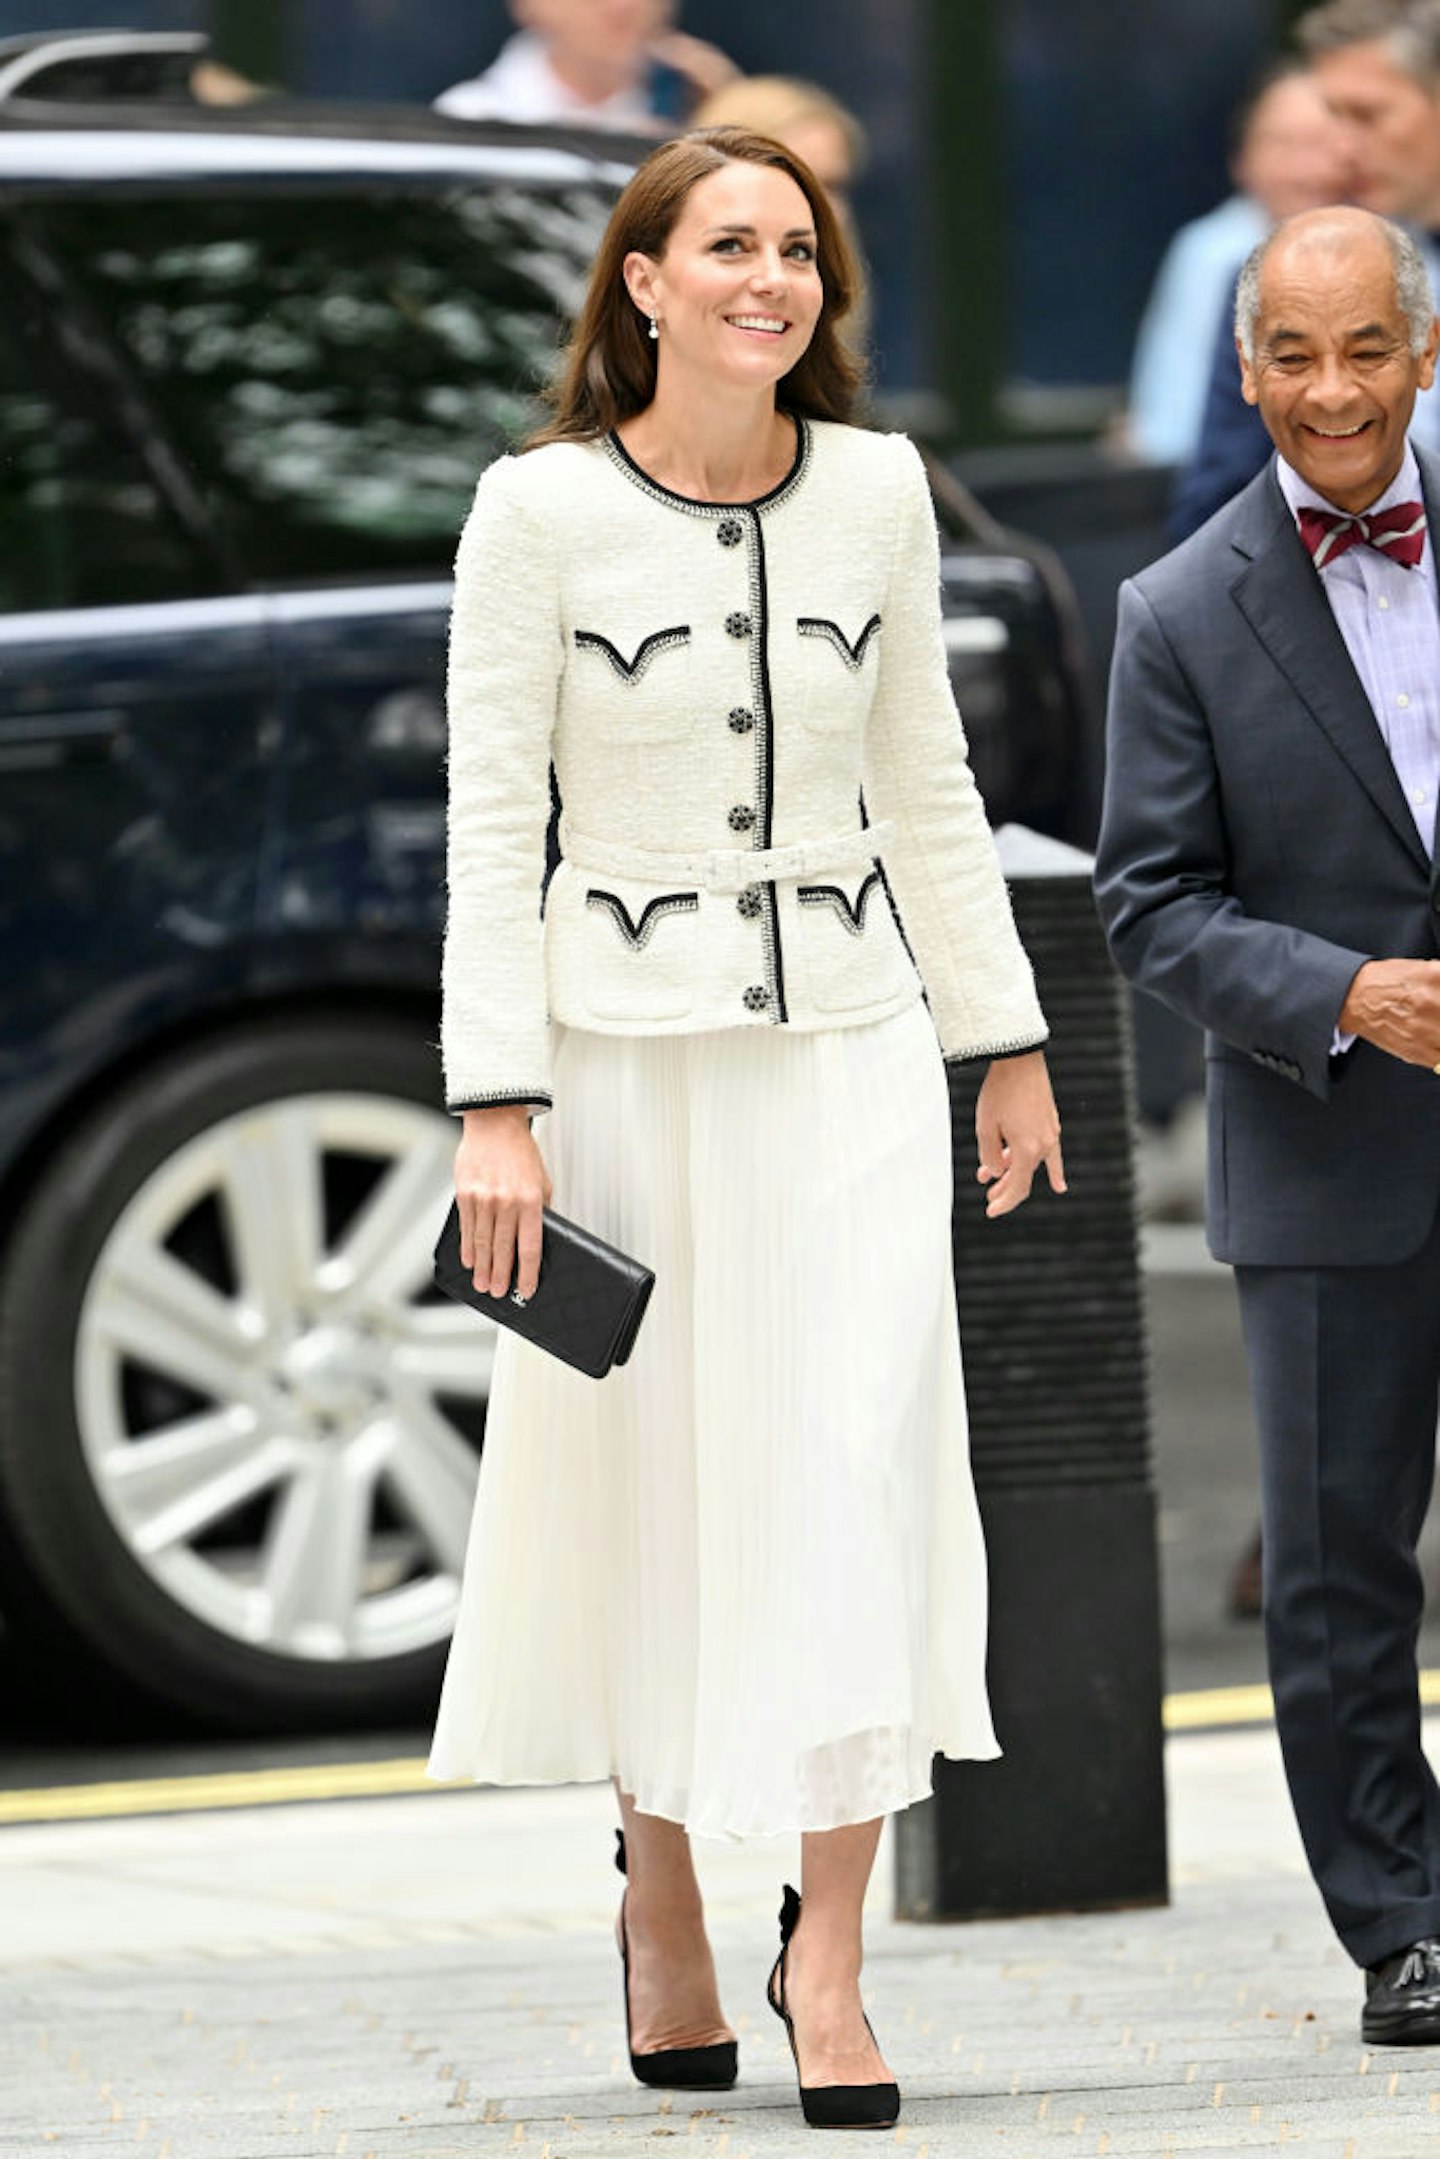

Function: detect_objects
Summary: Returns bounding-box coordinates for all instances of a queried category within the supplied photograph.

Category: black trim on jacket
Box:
[797,867,885,936]
[448,1090,554,1113]
[573,625,691,682]
[797,613,882,668]
[585,887,700,949]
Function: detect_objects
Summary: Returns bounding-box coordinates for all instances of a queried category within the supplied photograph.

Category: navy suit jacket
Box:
[1166,283,1269,545]
[1095,446,1440,1267]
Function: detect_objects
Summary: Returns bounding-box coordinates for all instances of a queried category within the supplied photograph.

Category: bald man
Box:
[1098,207,1440,2041]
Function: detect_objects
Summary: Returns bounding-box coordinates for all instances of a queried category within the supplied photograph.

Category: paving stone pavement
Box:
[4,1726,1440,2159]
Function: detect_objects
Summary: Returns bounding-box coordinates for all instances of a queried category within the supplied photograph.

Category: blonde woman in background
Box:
[692,76,867,202]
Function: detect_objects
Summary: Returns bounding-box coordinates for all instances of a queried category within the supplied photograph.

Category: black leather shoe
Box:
[1362,1938,1440,2044]
[614,1831,738,2090]
[766,1883,900,2130]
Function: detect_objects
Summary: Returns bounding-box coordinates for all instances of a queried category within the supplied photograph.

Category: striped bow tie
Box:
[1297,500,1427,570]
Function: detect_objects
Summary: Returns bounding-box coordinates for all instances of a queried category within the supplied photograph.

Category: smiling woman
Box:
[429,123,1062,2128]
[528,124,863,457]
[614,160,825,497]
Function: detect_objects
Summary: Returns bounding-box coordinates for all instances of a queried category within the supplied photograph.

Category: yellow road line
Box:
[3,1673,1439,1827]
[1164,1667,1440,1733]
[0,1755,435,1826]
[1162,1682,1274,1732]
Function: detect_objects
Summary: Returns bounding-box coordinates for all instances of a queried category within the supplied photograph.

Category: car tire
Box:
[0,1014,493,1732]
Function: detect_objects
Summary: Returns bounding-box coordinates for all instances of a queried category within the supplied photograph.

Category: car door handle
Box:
[0,708,128,771]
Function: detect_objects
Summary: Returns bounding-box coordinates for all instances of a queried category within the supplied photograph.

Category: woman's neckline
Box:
[603,415,812,516]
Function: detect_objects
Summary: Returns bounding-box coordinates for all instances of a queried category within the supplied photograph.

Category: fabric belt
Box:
[559,818,893,896]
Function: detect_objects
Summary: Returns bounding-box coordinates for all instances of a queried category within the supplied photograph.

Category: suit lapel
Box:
[1229,463,1430,873]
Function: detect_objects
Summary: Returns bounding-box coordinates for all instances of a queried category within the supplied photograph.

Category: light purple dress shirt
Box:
[1277,445,1440,846]
[1276,444,1440,1049]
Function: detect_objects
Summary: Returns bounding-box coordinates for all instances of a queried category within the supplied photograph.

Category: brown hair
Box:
[526,126,865,449]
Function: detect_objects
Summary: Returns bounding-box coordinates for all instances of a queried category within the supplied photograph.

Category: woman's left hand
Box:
[974,1050,1066,1218]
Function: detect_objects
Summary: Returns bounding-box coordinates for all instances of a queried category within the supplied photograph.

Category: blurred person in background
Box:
[434,0,737,131]
[190,59,265,104]
[1308,0,1440,222]
[1100,205,1440,2042]
[1173,0,1440,542]
[691,76,867,203]
[1127,60,1352,467]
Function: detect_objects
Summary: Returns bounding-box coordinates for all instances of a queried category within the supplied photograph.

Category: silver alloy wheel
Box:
[73,1092,493,1664]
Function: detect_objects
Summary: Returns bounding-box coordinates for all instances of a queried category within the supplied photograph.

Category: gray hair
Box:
[1234,214,1437,359]
[1296,0,1440,82]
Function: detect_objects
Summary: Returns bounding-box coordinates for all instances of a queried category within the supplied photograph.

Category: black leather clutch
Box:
[432,1202,655,1381]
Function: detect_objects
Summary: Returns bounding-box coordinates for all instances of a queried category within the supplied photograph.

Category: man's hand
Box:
[975,1050,1067,1218]
[648,29,740,100]
[1337,959,1440,1068]
[456,1104,553,1302]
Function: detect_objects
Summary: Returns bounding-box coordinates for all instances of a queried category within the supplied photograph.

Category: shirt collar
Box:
[1276,441,1424,526]
[482,32,653,127]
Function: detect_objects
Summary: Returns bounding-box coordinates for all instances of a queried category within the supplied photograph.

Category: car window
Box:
[0,255,210,612]
[31,180,614,586]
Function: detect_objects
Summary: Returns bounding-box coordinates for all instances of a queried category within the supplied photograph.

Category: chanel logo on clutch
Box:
[433,1202,655,1381]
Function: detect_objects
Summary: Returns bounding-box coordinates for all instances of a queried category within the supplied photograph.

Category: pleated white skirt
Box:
[426,997,999,1839]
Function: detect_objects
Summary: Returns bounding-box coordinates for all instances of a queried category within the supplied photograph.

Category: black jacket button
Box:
[725,611,753,639]
[728,805,756,832]
[728,707,755,733]
[717,517,744,548]
[737,885,763,918]
[743,985,769,1011]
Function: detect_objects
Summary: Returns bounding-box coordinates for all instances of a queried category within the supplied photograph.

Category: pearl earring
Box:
[648,315,659,341]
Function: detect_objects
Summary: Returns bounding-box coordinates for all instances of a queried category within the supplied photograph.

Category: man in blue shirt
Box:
[1129,61,1350,466]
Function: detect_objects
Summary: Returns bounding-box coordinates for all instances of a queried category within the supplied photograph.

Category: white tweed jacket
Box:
[442,417,1047,1109]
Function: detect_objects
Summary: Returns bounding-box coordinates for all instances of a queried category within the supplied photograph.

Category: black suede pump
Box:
[614,1830,738,2091]
[766,1883,900,2130]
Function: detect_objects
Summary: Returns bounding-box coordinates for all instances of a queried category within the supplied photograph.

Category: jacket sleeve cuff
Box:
[944,1029,1050,1068]
[447,1089,553,1115]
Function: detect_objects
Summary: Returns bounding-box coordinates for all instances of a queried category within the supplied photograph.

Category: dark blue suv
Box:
[0,101,1084,1731]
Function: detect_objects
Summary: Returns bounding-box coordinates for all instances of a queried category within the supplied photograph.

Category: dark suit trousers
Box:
[1236,1201,1440,1967]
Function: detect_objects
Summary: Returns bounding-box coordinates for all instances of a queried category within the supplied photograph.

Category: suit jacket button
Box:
[728,706,755,733]
[737,885,763,918]
[716,517,744,548]
[725,611,753,639]
[743,985,769,1011]
[728,805,756,832]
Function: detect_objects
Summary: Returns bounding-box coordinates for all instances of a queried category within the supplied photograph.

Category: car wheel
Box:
[0,1015,494,1730]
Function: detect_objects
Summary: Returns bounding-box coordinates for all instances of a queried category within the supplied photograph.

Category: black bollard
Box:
[894,828,1167,1920]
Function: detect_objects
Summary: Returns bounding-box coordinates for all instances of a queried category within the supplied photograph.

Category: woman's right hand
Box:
[455,1105,553,1302]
